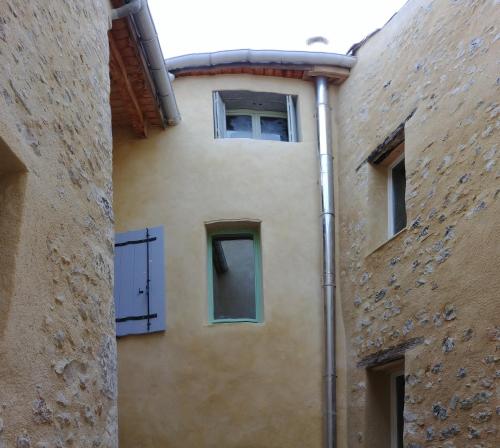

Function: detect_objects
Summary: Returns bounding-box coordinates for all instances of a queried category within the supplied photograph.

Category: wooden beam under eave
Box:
[303,65,350,84]
[109,33,147,137]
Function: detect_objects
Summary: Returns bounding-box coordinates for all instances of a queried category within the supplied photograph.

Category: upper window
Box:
[207,228,263,323]
[213,90,298,142]
[388,153,407,236]
[366,121,408,242]
[366,117,410,241]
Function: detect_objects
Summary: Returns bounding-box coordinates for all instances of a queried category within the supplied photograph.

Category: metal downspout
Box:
[316,76,336,448]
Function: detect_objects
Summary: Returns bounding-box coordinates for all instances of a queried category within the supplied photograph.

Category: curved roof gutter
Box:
[112,0,181,126]
[166,49,356,74]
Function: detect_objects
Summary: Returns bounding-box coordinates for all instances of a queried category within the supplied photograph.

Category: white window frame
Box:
[286,95,298,142]
[213,91,227,139]
[390,370,405,448]
[225,109,288,141]
[387,153,406,237]
[213,91,298,142]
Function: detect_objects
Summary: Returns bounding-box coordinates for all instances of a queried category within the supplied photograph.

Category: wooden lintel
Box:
[357,337,424,369]
[109,33,146,136]
[366,108,416,165]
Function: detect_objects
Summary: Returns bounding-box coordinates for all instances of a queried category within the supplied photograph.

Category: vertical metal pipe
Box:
[316,76,336,448]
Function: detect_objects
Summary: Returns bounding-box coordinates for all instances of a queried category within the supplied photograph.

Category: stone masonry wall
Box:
[0,1,117,447]
[334,0,499,447]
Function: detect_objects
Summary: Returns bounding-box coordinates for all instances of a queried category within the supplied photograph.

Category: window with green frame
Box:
[207,229,263,323]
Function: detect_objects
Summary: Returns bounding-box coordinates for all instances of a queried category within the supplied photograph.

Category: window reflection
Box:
[260,116,289,141]
[226,115,252,138]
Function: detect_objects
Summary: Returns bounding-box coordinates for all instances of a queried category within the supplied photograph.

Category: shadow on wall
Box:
[0,137,27,338]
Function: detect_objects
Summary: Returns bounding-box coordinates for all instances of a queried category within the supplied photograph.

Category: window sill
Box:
[207,319,263,325]
[365,226,408,258]
[214,137,298,144]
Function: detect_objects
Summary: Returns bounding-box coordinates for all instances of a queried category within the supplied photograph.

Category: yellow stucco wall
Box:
[113,76,326,447]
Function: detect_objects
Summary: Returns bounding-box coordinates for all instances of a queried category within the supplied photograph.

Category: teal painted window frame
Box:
[207,228,263,324]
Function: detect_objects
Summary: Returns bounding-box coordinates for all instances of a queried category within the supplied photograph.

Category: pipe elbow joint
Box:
[111,0,143,21]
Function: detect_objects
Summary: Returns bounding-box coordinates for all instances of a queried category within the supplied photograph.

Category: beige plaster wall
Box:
[0,1,117,446]
[113,75,325,447]
[333,0,500,446]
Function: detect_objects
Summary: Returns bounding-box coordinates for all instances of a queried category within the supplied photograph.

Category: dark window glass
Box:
[212,235,256,320]
[392,159,407,234]
[395,374,405,448]
[226,115,252,138]
[260,116,289,141]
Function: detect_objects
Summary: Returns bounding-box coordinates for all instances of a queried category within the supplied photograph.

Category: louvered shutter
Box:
[114,226,166,336]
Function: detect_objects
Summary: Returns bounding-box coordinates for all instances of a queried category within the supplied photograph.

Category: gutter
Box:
[166,49,356,73]
[111,0,181,126]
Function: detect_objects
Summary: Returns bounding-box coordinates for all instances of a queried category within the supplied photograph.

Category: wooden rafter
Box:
[109,33,146,136]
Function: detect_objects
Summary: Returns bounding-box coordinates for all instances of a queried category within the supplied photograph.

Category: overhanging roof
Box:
[109,7,164,136]
[166,49,356,84]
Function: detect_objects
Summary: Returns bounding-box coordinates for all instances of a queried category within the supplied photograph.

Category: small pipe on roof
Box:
[111,0,181,126]
[306,36,329,46]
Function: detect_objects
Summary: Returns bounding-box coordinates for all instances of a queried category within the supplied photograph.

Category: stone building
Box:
[335,1,499,447]
[1,1,117,447]
[0,0,498,447]
[0,0,175,446]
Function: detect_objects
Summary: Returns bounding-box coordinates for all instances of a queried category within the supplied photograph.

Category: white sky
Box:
[149,0,408,59]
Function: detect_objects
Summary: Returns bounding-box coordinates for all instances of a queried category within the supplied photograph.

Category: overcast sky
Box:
[149,0,408,59]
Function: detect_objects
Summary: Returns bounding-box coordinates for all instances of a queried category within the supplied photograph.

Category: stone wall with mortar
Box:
[333,0,499,446]
[0,1,117,447]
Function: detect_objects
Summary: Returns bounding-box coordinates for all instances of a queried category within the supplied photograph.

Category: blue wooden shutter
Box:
[114,226,166,336]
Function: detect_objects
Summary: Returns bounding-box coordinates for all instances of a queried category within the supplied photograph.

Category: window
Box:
[0,137,28,340]
[391,371,405,448]
[365,119,409,248]
[207,229,262,323]
[0,137,27,338]
[388,153,407,236]
[114,226,166,336]
[365,359,405,448]
[213,90,298,142]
